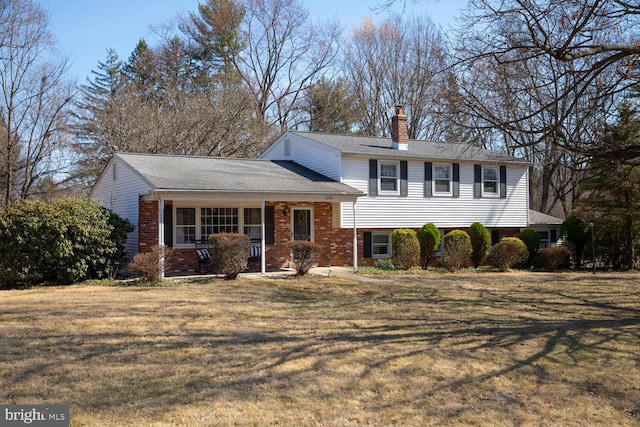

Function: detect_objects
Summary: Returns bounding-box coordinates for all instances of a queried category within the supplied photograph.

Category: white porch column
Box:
[261,200,266,274]
[158,197,165,279]
[352,201,358,270]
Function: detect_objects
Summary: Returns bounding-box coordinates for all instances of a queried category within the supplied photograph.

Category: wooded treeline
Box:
[1,0,639,224]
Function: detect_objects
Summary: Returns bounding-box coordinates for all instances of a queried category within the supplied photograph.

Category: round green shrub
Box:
[417,223,440,269]
[442,230,472,272]
[518,228,541,261]
[468,222,490,268]
[391,229,420,270]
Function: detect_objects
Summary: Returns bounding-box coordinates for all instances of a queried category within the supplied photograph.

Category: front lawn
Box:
[1,272,639,426]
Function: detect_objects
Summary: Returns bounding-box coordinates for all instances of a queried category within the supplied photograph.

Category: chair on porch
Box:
[249,238,262,261]
[194,237,212,273]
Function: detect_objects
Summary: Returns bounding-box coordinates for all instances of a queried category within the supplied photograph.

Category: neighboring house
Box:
[90,106,553,275]
[527,209,563,248]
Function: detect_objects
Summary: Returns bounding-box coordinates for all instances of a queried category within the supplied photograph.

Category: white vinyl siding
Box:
[259,133,342,180]
[341,156,528,229]
[90,157,152,257]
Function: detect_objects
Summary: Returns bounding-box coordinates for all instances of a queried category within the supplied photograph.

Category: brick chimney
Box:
[391,105,408,150]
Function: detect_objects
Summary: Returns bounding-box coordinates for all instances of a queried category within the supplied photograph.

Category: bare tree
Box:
[0,0,74,206]
[234,0,341,130]
[342,14,449,139]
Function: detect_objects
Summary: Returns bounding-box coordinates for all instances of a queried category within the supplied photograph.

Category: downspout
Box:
[261,200,266,274]
[352,201,358,270]
[158,197,165,279]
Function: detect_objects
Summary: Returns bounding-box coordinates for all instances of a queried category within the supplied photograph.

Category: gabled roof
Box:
[287,130,528,164]
[115,153,363,196]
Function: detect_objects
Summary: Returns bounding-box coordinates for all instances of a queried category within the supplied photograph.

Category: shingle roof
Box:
[289,131,528,164]
[528,209,563,225]
[116,153,363,196]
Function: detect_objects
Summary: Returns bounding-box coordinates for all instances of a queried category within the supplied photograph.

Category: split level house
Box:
[90,107,561,275]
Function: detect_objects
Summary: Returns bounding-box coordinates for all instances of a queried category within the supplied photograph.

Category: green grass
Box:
[1,272,639,426]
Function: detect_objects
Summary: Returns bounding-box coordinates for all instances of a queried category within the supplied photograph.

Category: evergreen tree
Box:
[304,78,358,134]
[577,104,640,270]
[71,49,125,188]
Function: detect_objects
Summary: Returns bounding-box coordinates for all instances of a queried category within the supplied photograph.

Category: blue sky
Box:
[36,0,466,83]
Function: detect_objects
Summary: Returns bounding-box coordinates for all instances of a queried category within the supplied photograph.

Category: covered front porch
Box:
[138,194,361,277]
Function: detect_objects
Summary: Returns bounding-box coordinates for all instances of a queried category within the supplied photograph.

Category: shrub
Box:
[102,208,135,278]
[209,233,250,280]
[0,198,131,288]
[417,223,440,269]
[289,240,322,276]
[560,212,589,268]
[518,228,541,262]
[128,245,174,282]
[538,246,572,272]
[468,222,490,268]
[391,229,420,270]
[442,230,472,272]
[373,258,395,271]
[488,238,529,272]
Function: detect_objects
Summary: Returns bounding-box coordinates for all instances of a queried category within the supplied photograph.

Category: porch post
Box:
[261,200,266,274]
[158,197,165,279]
[352,201,358,270]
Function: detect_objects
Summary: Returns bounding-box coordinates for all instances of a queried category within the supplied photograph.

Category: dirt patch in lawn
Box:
[1,272,639,426]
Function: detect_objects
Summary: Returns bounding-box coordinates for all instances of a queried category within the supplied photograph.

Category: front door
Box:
[292,207,313,241]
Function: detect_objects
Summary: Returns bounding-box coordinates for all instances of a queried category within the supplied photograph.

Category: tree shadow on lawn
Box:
[1,276,639,424]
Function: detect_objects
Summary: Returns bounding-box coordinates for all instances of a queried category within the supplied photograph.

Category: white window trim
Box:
[432,163,453,196]
[538,230,550,249]
[173,204,261,247]
[291,206,314,242]
[482,166,500,198]
[378,160,400,195]
[372,232,391,259]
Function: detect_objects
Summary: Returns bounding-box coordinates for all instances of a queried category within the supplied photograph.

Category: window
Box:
[244,208,262,241]
[372,233,391,258]
[483,167,499,196]
[433,164,452,195]
[176,207,196,244]
[174,206,267,246]
[538,231,550,249]
[379,161,399,194]
[292,208,313,241]
[201,207,239,237]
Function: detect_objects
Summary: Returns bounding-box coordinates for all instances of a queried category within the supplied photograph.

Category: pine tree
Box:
[578,104,640,270]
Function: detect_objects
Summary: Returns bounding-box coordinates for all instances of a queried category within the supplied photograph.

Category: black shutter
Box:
[265,206,275,245]
[500,166,507,198]
[400,161,408,197]
[163,204,173,247]
[453,163,460,198]
[364,232,372,258]
[369,159,378,196]
[424,162,432,197]
[474,165,482,198]
[550,229,557,244]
